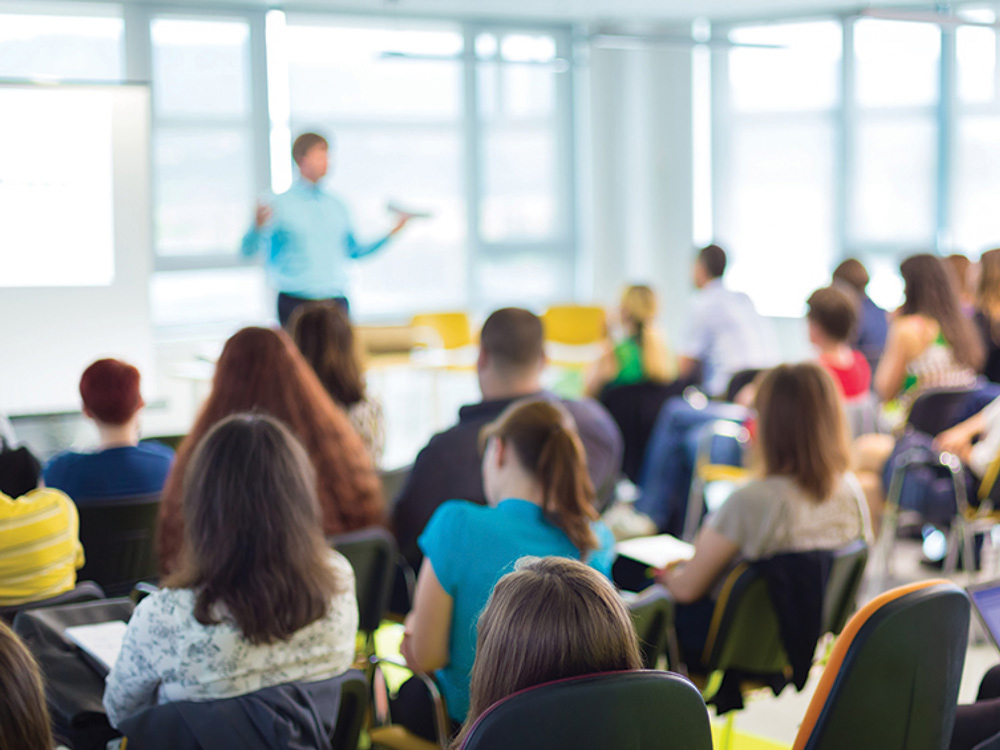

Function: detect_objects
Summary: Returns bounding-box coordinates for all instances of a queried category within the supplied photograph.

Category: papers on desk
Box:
[615,534,695,569]
[65,620,128,674]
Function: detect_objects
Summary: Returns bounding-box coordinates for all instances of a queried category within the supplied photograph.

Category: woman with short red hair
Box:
[156,327,383,575]
[44,358,174,504]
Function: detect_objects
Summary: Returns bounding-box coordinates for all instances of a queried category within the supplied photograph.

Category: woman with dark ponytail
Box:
[397,398,615,740]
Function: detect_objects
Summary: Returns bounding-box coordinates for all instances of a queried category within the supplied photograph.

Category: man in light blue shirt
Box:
[677,244,780,397]
[241,132,409,326]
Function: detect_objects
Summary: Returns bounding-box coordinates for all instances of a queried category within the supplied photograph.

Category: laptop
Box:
[967,579,1000,650]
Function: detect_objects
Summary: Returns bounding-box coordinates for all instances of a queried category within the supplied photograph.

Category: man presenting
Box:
[241,132,410,326]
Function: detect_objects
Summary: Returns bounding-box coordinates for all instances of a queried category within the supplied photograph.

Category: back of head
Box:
[289,302,365,406]
[900,254,984,370]
[945,254,973,298]
[459,557,641,742]
[196,327,333,438]
[80,358,143,426]
[697,244,727,280]
[480,308,544,376]
[0,444,41,499]
[807,286,858,344]
[620,285,671,382]
[0,621,53,750]
[754,363,849,500]
[621,285,658,327]
[832,258,870,295]
[977,248,1000,317]
[481,399,598,555]
[169,412,343,645]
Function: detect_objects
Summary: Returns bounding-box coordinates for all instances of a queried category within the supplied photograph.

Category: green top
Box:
[611,337,645,387]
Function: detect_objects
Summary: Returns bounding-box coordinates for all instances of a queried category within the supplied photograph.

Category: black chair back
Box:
[331,669,369,750]
[906,387,979,436]
[77,493,161,598]
[0,581,104,623]
[821,540,868,636]
[599,382,684,483]
[798,581,969,750]
[623,585,677,671]
[329,527,397,635]
[459,670,712,750]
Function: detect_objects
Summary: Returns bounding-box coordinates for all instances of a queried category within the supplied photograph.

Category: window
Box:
[280,15,574,318]
[150,17,255,261]
[714,21,841,317]
[953,5,1000,254]
[850,19,940,247]
[0,7,123,81]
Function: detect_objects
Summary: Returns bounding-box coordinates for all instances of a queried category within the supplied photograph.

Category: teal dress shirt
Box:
[240,179,391,299]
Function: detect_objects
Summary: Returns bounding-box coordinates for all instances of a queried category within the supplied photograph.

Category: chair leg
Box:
[718,711,736,750]
[944,521,962,577]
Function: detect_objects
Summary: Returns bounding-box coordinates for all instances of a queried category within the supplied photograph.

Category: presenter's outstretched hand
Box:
[389,214,413,235]
[254,202,273,229]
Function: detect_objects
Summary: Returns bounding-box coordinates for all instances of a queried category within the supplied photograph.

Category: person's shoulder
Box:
[133,586,196,627]
[136,441,176,461]
[44,450,85,472]
[432,498,485,525]
[0,486,73,516]
[324,549,356,586]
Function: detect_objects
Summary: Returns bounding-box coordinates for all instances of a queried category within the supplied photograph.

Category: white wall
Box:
[0,85,155,415]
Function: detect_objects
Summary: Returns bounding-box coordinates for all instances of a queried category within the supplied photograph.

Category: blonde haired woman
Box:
[586,284,676,396]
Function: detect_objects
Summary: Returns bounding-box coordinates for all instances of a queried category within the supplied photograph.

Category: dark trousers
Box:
[952,665,1000,750]
[277,292,349,329]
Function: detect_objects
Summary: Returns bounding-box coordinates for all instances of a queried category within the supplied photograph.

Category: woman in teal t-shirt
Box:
[586,284,675,397]
[397,399,615,736]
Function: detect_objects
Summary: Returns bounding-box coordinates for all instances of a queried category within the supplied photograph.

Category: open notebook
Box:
[615,534,695,569]
[64,620,128,676]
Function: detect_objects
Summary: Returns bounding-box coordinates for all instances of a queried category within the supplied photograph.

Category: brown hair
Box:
[946,254,974,302]
[289,302,366,407]
[166,413,345,645]
[480,308,544,374]
[79,358,144,425]
[453,557,642,749]
[697,244,727,279]
[899,254,984,371]
[807,286,858,343]
[621,285,671,383]
[0,621,53,750]
[157,327,382,574]
[480,400,598,555]
[754,363,850,501]
[292,132,329,165]
[977,249,1000,343]
[832,258,870,294]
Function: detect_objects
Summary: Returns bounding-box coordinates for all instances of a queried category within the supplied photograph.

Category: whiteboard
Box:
[0,82,154,415]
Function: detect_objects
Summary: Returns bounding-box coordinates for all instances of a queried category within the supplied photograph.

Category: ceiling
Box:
[120,0,968,25]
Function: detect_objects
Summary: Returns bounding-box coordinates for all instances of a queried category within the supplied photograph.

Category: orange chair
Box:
[793,579,970,750]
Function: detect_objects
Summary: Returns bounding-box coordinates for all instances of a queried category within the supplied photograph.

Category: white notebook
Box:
[65,620,128,674]
[615,534,695,569]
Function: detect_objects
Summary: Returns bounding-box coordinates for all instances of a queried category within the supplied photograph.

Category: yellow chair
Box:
[541,305,606,346]
[410,312,474,351]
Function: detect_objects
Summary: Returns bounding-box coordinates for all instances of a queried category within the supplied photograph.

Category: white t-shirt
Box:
[103,551,358,728]
[680,279,780,396]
